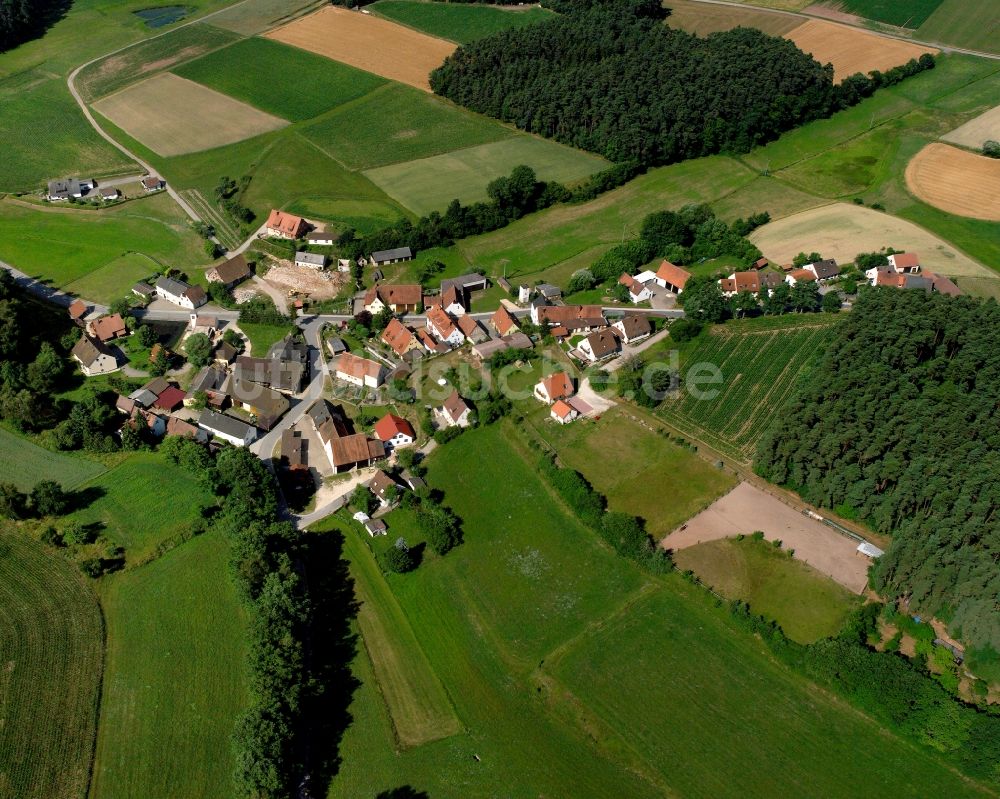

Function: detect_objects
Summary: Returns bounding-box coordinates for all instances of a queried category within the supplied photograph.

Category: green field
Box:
[674,537,861,642]
[322,423,993,798]
[657,318,834,462]
[365,135,609,216]
[63,252,160,305]
[302,83,515,171]
[0,531,104,799]
[239,320,298,355]
[917,0,1000,54]
[533,407,736,537]
[174,36,386,121]
[91,531,247,799]
[206,0,323,36]
[0,196,206,296]
[65,452,215,563]
[371,0,553,43]
[838,0,944,28]
[0,428,107,491]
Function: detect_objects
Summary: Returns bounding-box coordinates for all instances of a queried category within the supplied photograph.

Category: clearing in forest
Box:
[905,143,1000,222]
[265,5,456,91]
[92,73,288,157]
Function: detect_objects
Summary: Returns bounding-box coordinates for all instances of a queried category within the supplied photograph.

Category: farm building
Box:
[155,276,207,309]
[185,364,228,408]
[198,410,256,447]
[856,541,885,559]
[265,209,308,240]
[373,413,415,450]
[653,260,691,294]
[295,251,327,270]
[326,337,347,357]
[364,283,422,314]
[532,304,606,331]
[370,247,413,266]
[207,254,252,287]
[335,352,385,388]
[47,177,93,201]
[132,282,155,299]
[142,176,165,192]
[537,283,562,300]
[153,386,186,413]
[619,273,652,303]
[614,314,651,344]
[71,335,118,376]
[306,229,334,246]
[308,399,385,473]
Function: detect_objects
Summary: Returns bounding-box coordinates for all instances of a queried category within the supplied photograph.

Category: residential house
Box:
[888,252,921,274]
[785,269,817,286]
[155,276,207,309]
[373,413,415,450]
[153,386,186,412]
[416,328,448,355]
[550,399,579,425]
[265,209,307,239]
[804,259,840,282]
[207,254,251,288]
[306,229,334,246]
[280,429,308,470]
[431,283,467,316]
[619,273,652,303]
[71,335,117,376]
[89,313,127,342]
[425,305,465,347]
[98,187,120,201]
[335,352,385,388]
[614,314,651,344]
[185,364,229,408]
[363,283,423,314]
[532,304,606,332]
[578,328,620,363]
[228,374,290,430]
[295,251,326,270]
[457,314,489,344]
[718,272,761,298]
[198,410,256,447]
[214,340,239,364]
[142,176,165,192]
[370,247,413,266]
[759,272,784,292]
[653,260,691,294]
[47,178,93,201]
[381,318,421,358]
[307,399,385,473]
[68,299,88,324]
[534,372,574,404]
[234,355,304,395]
[368,470,400,507]
[166,415,208,443]
[490,305,519,337]
[438,389,472,428]
[362,517,388,537]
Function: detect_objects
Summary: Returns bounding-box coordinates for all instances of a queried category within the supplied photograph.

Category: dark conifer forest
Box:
[756,289,1000,657]
[0,0,69,51]
[430,0,933,165]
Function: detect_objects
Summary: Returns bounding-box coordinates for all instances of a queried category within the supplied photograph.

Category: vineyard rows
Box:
[658,325,829,462]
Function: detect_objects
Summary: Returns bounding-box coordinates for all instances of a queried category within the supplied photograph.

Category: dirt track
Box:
[265,5,456,91]
[905,143,1000,222]
[661,482,869,594]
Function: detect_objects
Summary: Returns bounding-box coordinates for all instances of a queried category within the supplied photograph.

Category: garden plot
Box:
[92,73,288,157]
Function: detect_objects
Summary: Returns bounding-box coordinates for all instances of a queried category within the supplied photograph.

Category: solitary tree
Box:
[30,480,68,517]
[185,333,212,367]
[136,324,158,349]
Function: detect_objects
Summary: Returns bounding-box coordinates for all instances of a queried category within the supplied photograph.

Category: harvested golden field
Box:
[265,5,456,91]
[905,143,1000,222]
[750,202,992,277]
[942,104,1000,150]
[664,0,802,36]
[91,73,287,157]
[784,19,937,81]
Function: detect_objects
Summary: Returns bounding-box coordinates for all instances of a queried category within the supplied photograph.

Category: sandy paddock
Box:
[750,202,993,277]
[265,5,456,91]
[661,482,869,593]
[905,143,1000,222]
[784,19,937,82]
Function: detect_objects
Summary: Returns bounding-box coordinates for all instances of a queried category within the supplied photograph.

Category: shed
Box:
[857,541,885,558]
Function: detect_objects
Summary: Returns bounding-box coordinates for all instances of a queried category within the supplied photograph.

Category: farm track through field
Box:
[181,189,242,250]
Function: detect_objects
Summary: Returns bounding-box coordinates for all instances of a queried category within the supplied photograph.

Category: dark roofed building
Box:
[370,247,413,266]
[207,254,252,287]
[281,429,308,470]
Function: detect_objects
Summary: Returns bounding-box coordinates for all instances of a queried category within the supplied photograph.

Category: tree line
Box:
[755,289,1000,661]
[429,0,935,166]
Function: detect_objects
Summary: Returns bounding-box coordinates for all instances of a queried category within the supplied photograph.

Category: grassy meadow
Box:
[370,0,554,43]
[916,0,1000,53]
[0,427,106,490]
[838,0,944,28]
[91,531,247,799]
[674,537,862,642]
[0,531,104,799]
[65,452,215,564]
[238,320,298,355]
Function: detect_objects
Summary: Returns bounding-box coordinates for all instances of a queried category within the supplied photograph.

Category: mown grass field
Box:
[321,423,993,798]
[657,318,834,462]
[0,428,106,490]
[0,195,205,292]
[174,36,386,121]
[371,0,553,43]
[91,531,247,799]
[533,407,736,538]
[0,531,103,799]
[916,0,1000,54]
[364,135,608,216]
[239,320,298,355]
[65,452,214,564]
[302,83,514,171]
[838,0,944,28]
[63,252,160,305]
[674,537,861,642]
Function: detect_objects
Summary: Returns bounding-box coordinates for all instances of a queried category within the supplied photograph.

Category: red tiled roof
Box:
[788,269,816,283]
[265,209,307,238]
[655,260,691,289]
[426,305,458,338]
[539,372,574,401]
[91,313,127,342]
[381,318,416,356]
[490,306,518,336]
[551,399,576,420]
[891,252,920,270]
[153,386,186,411]
[68,299,87,320]
[373,413,415,441]
[336,352,383,381]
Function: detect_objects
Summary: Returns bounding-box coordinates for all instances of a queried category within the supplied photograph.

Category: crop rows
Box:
[658,325,829,462]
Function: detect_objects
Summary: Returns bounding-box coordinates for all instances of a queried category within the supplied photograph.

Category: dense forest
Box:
[0,0,69,51]
[756,290,1000,663]
[430,0,934,165]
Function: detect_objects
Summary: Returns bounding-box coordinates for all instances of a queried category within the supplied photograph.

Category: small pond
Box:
[133,6,190,28]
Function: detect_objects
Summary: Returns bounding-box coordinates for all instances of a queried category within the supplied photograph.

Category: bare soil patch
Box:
[262,261,347,300]
[265,5,456,91]
[784,19,937,81]
[665,0,802,37]
[92,73,288,157]
[905,143,1000,222]
[750,201,992,277]
[661,481,869,593]
[942,104,1000,150]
